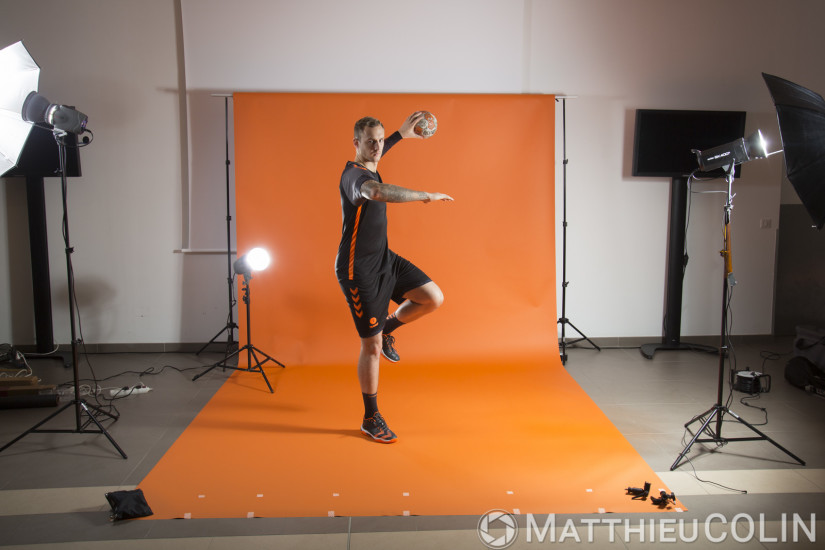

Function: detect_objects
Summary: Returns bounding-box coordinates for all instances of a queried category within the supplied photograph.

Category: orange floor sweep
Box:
[138,358,681,518]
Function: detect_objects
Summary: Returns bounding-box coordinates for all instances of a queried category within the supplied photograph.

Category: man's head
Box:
[354,116,383,139]
[353,116,385,165]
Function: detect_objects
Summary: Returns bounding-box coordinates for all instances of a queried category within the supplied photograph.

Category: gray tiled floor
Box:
[0,336,823,548]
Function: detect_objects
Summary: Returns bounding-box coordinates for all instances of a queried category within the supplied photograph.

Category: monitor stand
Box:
[641,176,717,359]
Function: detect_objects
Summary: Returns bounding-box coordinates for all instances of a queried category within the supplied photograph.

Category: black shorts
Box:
[338,252,432,338]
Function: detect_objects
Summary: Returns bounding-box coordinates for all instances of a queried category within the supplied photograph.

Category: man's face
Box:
[355,125,385,164]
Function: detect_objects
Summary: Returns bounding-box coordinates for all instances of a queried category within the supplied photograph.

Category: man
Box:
[335,111,453,443]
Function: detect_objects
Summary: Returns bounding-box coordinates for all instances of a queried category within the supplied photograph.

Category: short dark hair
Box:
[354,116,383,139]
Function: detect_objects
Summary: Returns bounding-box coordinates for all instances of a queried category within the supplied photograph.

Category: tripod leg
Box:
[247,348,274,393]
[724,408,805,466]
[79,401,128,459]
[558,318,601,353]
[84,400,120,421]
[683,404,718,433]
[196,325,228,355]
[195,345,279,393]
[671,406,721,470]
[192,363,221,381]
[193,346,244,381]
[0,401,75,454]
[196,322,239,356]
[252,347,286,369]
[0,400,127,459]
[565,320,601,351]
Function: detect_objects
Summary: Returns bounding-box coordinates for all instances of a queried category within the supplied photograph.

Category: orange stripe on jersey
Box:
[348,204,363,280]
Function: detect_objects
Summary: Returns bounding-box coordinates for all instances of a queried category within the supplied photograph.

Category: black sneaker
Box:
[361,412,398,443]
[382,334,400,362]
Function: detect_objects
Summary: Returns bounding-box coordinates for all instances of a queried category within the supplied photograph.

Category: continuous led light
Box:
[692,130,769,172]
[233,247,270,276]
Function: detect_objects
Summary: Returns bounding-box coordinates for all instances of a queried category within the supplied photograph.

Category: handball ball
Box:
[414,111,437,138]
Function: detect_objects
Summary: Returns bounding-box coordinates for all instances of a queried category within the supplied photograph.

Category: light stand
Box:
[193,268,284,393]
[0,131,126,459]
[556,96,600,364]
[197,95,238,357]
[671,167,804,470]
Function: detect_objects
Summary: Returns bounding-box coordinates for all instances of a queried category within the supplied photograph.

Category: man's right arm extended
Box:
[361,180,453,203]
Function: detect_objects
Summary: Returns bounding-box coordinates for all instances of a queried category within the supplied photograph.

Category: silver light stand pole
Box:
[671,167,804,470]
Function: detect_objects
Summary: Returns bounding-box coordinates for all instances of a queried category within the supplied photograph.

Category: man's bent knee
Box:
[406,281,444,309]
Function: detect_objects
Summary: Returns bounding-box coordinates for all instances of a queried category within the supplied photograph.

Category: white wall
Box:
[0,0,226,346]
[528,0,820,337]
[1,0,823,346]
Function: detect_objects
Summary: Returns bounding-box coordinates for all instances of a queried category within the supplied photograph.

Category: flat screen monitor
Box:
[632,109,746,178]
[3,123,82,178]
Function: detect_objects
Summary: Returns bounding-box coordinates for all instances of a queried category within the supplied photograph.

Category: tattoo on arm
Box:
[361,180,429,203]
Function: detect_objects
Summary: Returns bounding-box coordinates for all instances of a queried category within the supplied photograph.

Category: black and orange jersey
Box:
[335,131,402,281]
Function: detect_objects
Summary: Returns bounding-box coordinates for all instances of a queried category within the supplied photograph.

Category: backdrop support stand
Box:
[0,131,126,459]
[556,96,600,365]
[198,95,238,357]
[671,169,803,470]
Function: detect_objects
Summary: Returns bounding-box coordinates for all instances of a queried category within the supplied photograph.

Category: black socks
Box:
[383,313,404,335]
[363,312,405,420]
[362,392,378,419]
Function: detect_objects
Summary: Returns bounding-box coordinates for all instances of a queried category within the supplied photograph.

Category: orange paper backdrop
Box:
[137,96,685,519]
[233,93,556,367]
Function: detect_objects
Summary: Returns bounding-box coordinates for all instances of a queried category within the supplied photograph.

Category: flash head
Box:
[22,91,88,135]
